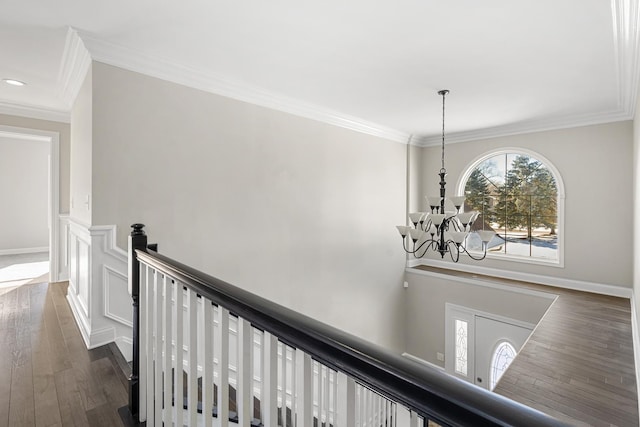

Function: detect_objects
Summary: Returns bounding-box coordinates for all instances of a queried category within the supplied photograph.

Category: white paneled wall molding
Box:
[66,219,132,358]
[57,214,70,282]
[125,224,566,427]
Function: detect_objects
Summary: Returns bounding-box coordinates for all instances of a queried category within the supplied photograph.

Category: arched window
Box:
[458,150,564,265]
[490,341,517,390]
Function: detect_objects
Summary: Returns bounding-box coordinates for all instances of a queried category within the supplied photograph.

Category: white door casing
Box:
[445,304,534,390]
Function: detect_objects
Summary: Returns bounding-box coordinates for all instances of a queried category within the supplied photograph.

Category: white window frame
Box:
[455,147,565,268]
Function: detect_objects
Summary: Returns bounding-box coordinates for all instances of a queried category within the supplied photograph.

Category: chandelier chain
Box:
[441,90,446,172]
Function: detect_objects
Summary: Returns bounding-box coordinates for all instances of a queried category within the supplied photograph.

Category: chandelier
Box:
[396,90,495,262]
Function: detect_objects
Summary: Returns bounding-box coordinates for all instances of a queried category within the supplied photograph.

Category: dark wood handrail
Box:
[129,241,569,427]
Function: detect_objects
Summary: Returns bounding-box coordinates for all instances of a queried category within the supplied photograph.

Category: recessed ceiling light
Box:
[3,79,26,87]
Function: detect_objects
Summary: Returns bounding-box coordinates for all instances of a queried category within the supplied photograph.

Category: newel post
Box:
[128,223,147,421]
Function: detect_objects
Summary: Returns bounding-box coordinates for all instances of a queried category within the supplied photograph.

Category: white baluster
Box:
[174,282,184,427]
[410,410,419,427]
[336,372,355,427]
[295,350,313,427]
[323,368,330,427]
[331,370,337,427]
[153,271,163,424]
[316,363,323,426]
[280,343,287,425]
[262,332,278,426]
[187,289,198,426]
[202,300,214,427]
[139,264,148,421]
[237,319,252,426]
[144,266,154,424]
[216,307,230,427]
[164,276,173,424]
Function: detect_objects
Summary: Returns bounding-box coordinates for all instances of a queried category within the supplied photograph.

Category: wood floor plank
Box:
[418,266,639,426]
[8,285,35,427]
[0,311,15,427]
[41,285,72,374]
[31,327,63,427]
[0,281,129,427]
[54,368,91,427]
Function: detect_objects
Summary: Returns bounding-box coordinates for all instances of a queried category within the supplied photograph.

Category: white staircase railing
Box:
[126,224,568,427]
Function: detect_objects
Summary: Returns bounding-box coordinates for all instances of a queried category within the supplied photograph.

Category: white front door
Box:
[445,304,533,391]
[474,316,532,390]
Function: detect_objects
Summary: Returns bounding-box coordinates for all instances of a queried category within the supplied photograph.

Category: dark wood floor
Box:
[417,266,639,427]
[0,280,128,427]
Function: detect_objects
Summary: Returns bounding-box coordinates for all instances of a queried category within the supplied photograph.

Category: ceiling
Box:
[1,0,638,145]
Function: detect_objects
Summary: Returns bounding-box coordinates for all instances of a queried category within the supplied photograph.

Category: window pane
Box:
[455,319,468,376]
[463,152,559,261]
[490,341,516,390]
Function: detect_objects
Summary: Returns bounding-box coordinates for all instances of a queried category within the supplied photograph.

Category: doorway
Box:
[445,303,534,391]
[0,125,60,283]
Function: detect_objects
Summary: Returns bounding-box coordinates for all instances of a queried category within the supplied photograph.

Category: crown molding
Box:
[59,2,640,148]
[416,107,632,147]
[58,27,92,110]
[0,100,70,123]
[77,31,411,145]
[611,0,640,116]
[416,0,640,147]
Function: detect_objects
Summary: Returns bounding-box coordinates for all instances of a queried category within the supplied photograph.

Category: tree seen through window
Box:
[463,153,558,260]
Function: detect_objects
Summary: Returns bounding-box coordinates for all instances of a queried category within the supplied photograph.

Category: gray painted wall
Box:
[70,65,93,225]
[86,62,408,351]
[418,121,633,288]
[404,269,553,367]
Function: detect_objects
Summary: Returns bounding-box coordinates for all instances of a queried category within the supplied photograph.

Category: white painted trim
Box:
[416,111,632,147]
[115,335,133,361]
[406,266,557,300]
[446,303,537,331]
[67,291,91,347]
[406,258,422,268]
[611,0,640,118]
[631,292,640,421]
[58,27,92,109]
[454,147,566,269]
[57,214,70,282]
[416,1,640,147]
[103,265,132,327]
[0,101,70,123]
[89,225,127,261]
[412,260,633,298]
[86,326,116,350]
[0,247,49,256]
[0,125,61,283]
[402,352,445,371]
[77,31,410,145]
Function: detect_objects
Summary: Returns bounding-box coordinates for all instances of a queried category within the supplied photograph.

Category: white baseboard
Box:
[415,259,633,299]
[67,291,91,347]
[0,246,49,256]
[115,336,133,362]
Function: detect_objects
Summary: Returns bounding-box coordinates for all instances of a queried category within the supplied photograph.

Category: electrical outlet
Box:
[403,281,409,288]
[437,352,445,361]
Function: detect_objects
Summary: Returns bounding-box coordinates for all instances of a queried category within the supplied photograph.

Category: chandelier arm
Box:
[403,237,437,255]
[446,240,460,262]
[459,244,489,261]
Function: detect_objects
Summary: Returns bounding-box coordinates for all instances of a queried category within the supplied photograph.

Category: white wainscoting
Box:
[67,219,132,359]
[56,214,70,282]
